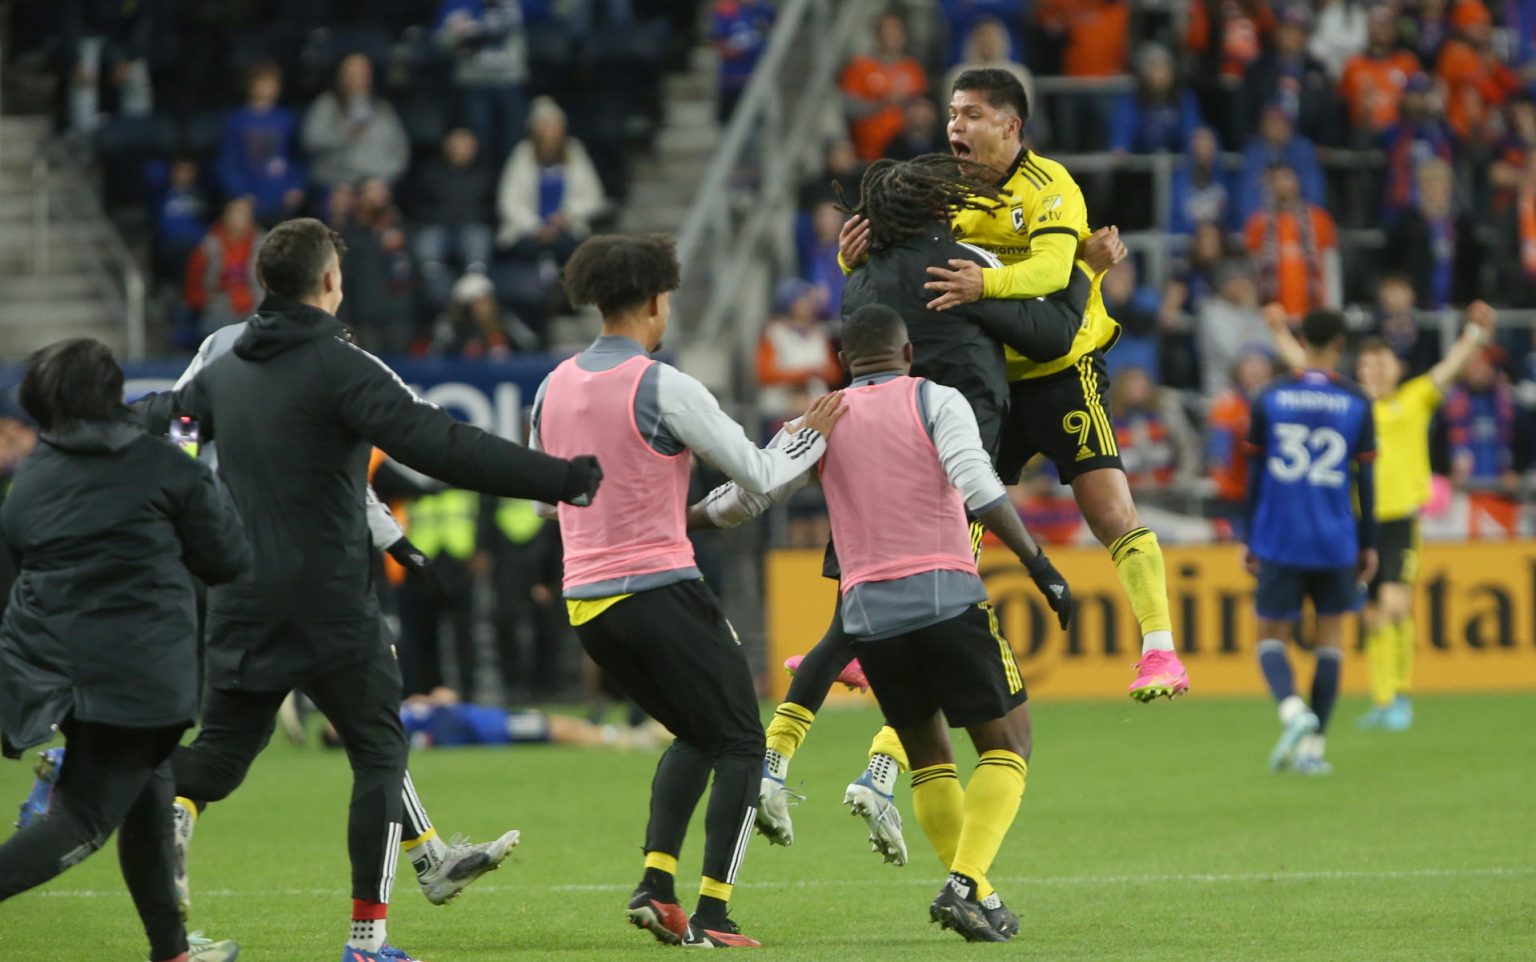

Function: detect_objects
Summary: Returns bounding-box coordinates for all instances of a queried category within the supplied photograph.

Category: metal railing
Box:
[30,137,147,359]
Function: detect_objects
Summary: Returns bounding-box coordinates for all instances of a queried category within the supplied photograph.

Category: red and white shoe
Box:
[1128,650,1190,702]
[684,916,762,948]
[783,655,868,693]
[627,888,689,945]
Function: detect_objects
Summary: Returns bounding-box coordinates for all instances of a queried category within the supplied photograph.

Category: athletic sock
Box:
[641,851,678,902]
[764,749,789,781]
[1310,647,1342,734]
[764,702,815,760]
[174,797,200,822]
[1257,638,1296,703]
[1278,694,1308,727]
[696,881,732,925]
[910,763,963,868]
[951,750,1027,902]
[349,899,388,953]
[867,725,909,774]
[1109,527,1174,653]
[1394,618,1415,697]
[1298,732,1326,761]
[402,826,448,878]
[866,752,900,796]
[1364,621,1397,708]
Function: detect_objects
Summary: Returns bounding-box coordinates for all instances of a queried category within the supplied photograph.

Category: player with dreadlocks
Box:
[690,153,1124,936]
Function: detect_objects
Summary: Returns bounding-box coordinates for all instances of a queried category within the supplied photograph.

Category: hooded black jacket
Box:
[134,295,580,690]
[0,418,249,755]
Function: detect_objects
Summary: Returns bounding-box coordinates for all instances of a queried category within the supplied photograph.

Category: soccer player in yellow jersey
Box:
[1265,301,1496,732]
[842,69,1189,702]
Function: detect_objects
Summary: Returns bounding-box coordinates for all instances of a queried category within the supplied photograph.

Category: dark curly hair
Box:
[562,233,681,315]
[836,154,1008,250]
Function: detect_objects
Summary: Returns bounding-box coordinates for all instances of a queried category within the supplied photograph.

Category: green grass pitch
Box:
[3,694,1534,961]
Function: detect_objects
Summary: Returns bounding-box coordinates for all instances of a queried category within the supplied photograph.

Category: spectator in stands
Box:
[339,177,420,355]
[944,16,1036,115]
[1244,163,1341,318]
[1187,0,1274,136]
[1383,158,1479,310]
[883,97,945,161]
[1207,349,1276,526]
[801,201,847,316]
[1234,6,1337,147]
[216,63,304,226]
[1435,0,1518,142]
[1444,350,1519,491]
[1371,273,1442,376]
[1169,126,1235,233]
[839,11,927,161]
[756,279,841,421]
[153,158,208,282]
[184,196,263,337]
[1110,43,1204,154]
[408,127,496,307]
[61,0,155,134]
[433,0,531,164]
[1340,5,1422,141]
[1309,0,1369,80]
[1406,0,1454,67]
[1034,0,1129,79]
[1238,104,1325,221]
[798,138,864,211]
[1492,151,1536,306]
[1109,365,1201,491]
[938,2,1027,66]
[1489,95,1536,209]
[1379,73,1456,223]
[1161,221,1233,388]
[301,53,410,189]
[1197,260,1269,395]
[426,271,516,359]
[710,0,775,124]
[325,179,357,231]
[1101,259,1163,378]
[496,97,607,262]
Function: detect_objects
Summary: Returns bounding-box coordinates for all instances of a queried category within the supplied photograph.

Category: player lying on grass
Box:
[1264,300,1497,732]
[693,304,1071,942]
[1245,310,1377,776]
[399,686,670,751]
[751,153,1121,862]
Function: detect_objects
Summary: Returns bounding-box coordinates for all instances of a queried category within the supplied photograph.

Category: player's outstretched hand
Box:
[839,214,871,270]
[560,454,603,506]
[1025,552,1073,629]
[799,390,847,439]
[1464,300,1496,335]
[924,259,985,311]
[1080,226,1127,274]
[1261,302,1289,332]
[1356,547,1379,589]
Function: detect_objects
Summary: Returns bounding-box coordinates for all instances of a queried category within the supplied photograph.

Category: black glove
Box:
[560,455,603,506]
[387,536,448,598]
[1025,552,1073,629]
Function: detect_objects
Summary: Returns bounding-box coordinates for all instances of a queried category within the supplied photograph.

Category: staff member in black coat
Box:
[135,218,603,962]
[0,338,250,962]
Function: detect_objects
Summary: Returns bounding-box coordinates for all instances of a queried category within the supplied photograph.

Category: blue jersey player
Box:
[1244,310,1379,776]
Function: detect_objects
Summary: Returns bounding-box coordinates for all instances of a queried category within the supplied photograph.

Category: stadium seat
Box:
[179,109,231,161]
[95,114,178,209]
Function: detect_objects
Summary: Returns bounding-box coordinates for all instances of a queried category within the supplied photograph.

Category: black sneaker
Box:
[981,891,1020,938]
[683,915,763,948]
[626,887,688,945]
[929,874,1008,942]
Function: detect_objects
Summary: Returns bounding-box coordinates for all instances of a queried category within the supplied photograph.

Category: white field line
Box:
[33,865,1536,899]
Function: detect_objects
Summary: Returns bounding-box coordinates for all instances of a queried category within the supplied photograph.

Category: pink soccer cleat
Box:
[783,655,869,693]
[1128,649,1190,702]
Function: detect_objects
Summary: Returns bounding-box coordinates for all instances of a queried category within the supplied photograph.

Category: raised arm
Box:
[1263,302,1308,370]
[1428,300,1496,392]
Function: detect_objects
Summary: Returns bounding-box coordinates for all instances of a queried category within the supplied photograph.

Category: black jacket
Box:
[135,295,580,691]
[0,418,248,755]
[840,227,1090,455]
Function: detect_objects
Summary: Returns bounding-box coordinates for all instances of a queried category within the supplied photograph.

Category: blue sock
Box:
[1257,639,1295,703]
[1311,647,1342,733]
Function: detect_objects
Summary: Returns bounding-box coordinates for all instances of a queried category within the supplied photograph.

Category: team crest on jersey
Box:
[1011,206,1025,231]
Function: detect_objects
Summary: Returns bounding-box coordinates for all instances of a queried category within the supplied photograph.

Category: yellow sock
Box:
[952,751,1027,901]
[910,763,963,868]
[1364,622,1397,707]
[699,877,732,902]
[643,851,678,875]
[1109,527,1173,640]
[868,725,909,772]
[765,702,815,759]
[174,797,199,822]
[1395,618,1415,696]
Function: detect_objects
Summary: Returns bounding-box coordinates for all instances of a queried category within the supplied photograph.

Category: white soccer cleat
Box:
[185,931,240,962]
[755,775,802,846]
[1268,710,1320,773]
[420,829,520,905]
[172,798,197,921]
[843,771,908,867]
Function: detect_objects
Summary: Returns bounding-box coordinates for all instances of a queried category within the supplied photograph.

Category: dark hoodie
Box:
[0,417,248,755]
[134,295,577,691]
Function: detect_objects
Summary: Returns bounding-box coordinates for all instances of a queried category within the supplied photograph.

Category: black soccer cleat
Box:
[981,892,1020,939]
[683,914,763,948]
[929,874,1009,943]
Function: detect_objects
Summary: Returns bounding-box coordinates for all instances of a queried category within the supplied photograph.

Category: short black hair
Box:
[951,68,1030,125]
[562,233,681,316]
[257,218,347,300]
[841,304,908,363]
[1300,309,1346,348]
[18,338,124,431]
